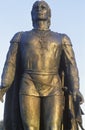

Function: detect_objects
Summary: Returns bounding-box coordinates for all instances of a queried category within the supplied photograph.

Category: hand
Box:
[78,91,84,104]
[73,89,84,104]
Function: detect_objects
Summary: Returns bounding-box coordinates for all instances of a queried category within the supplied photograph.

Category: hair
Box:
[31,1,51,28]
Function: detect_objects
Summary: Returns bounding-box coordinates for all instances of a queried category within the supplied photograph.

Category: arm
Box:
[61,34,84,129]
[62,34,84,103]
[0,32,22,102]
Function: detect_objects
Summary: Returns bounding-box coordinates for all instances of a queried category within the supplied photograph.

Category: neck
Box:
[33,20,50,31]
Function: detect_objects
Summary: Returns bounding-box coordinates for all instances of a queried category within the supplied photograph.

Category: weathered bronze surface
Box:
[0,1,84,130]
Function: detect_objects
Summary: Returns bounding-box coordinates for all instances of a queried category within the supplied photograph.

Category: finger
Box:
[73,95,77,102]
[1,98,4,103]
[0,97,4,103]
[80,98,84,104]
[78,92,84,104]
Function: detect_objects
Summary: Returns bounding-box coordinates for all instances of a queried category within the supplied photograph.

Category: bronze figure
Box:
[0,1,84,130]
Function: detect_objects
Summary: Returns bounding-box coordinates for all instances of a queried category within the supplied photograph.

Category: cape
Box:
[4,44,24,130]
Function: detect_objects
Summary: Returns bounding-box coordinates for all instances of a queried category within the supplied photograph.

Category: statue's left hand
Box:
[78,91,84,104]
[73,89,84,104]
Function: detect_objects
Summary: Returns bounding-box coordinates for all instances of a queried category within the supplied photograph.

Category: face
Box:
[31,1,51,21]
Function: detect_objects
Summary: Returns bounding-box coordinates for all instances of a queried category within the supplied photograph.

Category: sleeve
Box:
[61,34,79,93]
[1,32,22,89]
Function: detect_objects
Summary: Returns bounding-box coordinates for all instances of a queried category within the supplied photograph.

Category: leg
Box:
[41,95,64,130]
[19,95,40,130]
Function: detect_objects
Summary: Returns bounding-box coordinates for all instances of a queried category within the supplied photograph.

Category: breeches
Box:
[19,94,64,130]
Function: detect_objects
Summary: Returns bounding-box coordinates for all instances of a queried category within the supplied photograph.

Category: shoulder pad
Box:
[62,33,72,46]
[10,32,23,43]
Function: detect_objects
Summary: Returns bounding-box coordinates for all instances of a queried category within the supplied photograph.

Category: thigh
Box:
[42,95,64,129]
[19,95,40,129]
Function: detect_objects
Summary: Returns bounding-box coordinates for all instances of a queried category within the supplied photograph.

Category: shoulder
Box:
[10,31,24,43]
[49,31,72,46]
[61,33,72,46]
[10,30,35,43]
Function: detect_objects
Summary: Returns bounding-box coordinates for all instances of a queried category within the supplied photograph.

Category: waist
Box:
[24,69,58,75]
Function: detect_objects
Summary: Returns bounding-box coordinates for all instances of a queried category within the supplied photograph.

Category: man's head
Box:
[31,0,51,28]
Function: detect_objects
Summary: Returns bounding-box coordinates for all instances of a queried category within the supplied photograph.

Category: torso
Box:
[20,29,62,84]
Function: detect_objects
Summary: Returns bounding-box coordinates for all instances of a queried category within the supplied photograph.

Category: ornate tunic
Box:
[1,29,79,96]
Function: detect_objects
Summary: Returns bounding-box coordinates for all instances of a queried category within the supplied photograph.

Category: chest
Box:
[20,31,62,54]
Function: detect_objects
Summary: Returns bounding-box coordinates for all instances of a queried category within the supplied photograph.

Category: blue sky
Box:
[0,0,85,127]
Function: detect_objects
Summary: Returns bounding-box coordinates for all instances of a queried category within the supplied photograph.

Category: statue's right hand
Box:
[0,89,4,103]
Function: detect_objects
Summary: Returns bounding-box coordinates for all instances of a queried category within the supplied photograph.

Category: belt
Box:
[24,69,58,75]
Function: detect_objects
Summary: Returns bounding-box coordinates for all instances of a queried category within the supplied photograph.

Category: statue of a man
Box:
[0,1,84,130]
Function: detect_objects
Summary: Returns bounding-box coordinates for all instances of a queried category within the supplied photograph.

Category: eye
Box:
[41,5,46,10]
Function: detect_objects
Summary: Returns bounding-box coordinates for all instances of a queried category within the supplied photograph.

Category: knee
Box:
[47,125,61,130]
[46,122,62,130]
[28,126,39,130]
[23,124,39,130]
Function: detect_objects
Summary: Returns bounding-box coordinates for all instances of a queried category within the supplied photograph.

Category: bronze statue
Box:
[0,1,84,130]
